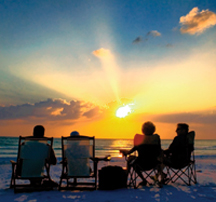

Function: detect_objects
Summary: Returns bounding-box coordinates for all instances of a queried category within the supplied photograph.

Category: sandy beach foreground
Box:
[0,157,216,202]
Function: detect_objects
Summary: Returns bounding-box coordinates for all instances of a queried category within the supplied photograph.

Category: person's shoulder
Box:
[172,135,181,143]
[153,133,161,141]
[153,133,160,138]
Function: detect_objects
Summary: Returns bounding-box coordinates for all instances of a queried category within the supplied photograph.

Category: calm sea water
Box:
[0,137,216,163]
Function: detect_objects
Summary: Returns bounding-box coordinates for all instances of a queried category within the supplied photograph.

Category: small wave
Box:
[195,145,216,150]
[195,154,216,159]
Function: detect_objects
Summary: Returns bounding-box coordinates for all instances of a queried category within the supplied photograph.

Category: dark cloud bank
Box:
[0,98,102,121]
[153,110,216,124]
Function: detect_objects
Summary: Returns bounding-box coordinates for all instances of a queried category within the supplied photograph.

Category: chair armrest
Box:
[10,160,17,165]
[90,155,111,163]
[59,159,67,164]
[119,149,130,157]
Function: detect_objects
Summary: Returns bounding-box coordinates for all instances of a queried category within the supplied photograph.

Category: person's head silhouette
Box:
[70,131,80,136]
[141,121,155,136]
[33,125,45,138]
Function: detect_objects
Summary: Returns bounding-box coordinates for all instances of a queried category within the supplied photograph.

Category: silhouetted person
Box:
[163,123,190,167]
[30,125,57,186]
[33,125,57,165]
[120,121,161,186]
[70,131,80,136]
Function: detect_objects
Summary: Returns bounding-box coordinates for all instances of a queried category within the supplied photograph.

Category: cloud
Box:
[92,48,112,59]
[166,43,174,48]
[132,36,142,44]
[83,106,101,118]
[132,30,161,44]
[147,30,161,37]
[153,108,216,124]
[179,7,216,35]
[0,98,104,121]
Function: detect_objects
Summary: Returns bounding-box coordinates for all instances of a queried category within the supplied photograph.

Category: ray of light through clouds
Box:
[92,48,120,103]
[0,1,216,139]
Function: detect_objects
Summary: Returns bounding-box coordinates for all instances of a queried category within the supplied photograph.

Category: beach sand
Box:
[0,157,216,202]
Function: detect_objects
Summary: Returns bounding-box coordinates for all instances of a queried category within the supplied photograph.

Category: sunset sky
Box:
[0,0,216,139]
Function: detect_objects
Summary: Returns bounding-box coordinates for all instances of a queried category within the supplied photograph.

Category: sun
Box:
[116,104,132,118]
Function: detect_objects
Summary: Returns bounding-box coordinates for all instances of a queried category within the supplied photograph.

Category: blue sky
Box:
[0,0,216,138]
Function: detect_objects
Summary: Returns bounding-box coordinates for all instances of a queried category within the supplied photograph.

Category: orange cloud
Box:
[180,7,216,35]
[92,48,113,59]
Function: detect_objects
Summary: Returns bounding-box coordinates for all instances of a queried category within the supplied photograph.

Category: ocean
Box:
[0,137,216,164]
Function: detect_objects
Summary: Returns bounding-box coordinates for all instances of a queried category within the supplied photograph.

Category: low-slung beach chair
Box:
[59,135,109,190]
[10,136,54,193]
[165,131,197,186]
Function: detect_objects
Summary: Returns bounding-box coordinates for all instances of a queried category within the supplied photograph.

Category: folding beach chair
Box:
[165,131,197,186]
[123,134,162,188]
[10,136,54,192]
[59,135,109,190]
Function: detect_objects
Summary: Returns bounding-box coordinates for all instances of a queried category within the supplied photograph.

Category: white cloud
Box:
[180,7,216,35]
[147,30,161,37]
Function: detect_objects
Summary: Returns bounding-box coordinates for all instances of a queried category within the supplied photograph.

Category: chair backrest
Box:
[62,136,94,176]
[134,133,160,146]
[17,136,53,178]
[186,131,195,160]
[133,134,161,170]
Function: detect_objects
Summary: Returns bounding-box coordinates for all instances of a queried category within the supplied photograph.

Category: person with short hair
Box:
[29,125,58,187]
[120,121,162,186]
[33,125,57,165]
[163,123,190,167]
[70,131,80,136]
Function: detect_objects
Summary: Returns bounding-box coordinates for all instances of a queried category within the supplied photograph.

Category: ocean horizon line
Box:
[1,136,216,141]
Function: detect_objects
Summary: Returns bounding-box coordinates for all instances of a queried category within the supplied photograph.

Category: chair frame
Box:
[164,131,197,186]
[125,145,162,188]
[127,161,159,188]
[59,135,98,190]
[165,150,197,186]
[10,136,54,193]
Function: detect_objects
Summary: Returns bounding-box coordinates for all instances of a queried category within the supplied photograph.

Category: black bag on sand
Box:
[99,166,127,190]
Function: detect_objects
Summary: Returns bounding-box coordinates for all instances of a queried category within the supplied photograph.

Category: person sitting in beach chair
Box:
[10,125,57,192]
[120,121,163,188]
[32,125,57,165]
[59,133,111,190]
[163,123,197,185]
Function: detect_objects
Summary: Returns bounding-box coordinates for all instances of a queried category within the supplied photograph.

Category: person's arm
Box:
[120,146,137,156]
[168,136,179,152]
[164,136,179,156]
[163,148,170,155]
[49,148,57,165]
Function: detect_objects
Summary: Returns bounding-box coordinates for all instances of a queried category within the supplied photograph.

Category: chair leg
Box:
[193,163,197,184]
[167,164,198,186]
[59,177,62,189]
[188,166,191,186]
[128,166,138,188]
[10,164,15,188]
[94,161,98,190]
